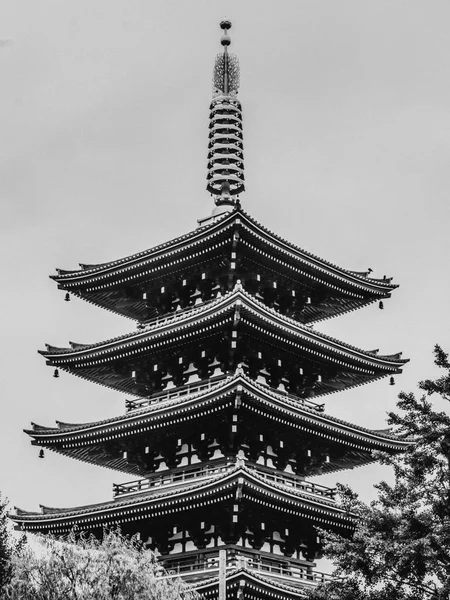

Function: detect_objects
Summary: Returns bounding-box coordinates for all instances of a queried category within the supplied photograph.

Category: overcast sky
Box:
[1,0,450,558]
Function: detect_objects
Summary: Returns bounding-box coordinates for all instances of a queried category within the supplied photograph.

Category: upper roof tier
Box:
[52,209,397,324]
[40,284,407,399]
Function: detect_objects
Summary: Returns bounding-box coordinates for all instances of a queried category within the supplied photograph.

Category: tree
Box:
[0,494,11,590]
[308,345,450,600]
[3,528,199,600]
[0,493,23,593]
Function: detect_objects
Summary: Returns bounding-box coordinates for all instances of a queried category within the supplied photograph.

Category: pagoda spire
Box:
[207,20,245,210]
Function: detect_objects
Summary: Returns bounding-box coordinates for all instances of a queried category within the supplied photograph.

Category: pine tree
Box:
[308,345,450,600]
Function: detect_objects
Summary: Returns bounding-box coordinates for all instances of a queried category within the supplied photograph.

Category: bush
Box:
[3,528,199,600]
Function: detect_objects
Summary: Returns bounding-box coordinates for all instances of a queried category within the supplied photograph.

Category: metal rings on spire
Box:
[207,21,245,203]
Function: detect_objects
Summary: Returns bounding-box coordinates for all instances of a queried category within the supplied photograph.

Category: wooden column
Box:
[218,548,227,600]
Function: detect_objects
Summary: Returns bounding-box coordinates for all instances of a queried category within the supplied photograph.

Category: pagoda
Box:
[13,22,409,599]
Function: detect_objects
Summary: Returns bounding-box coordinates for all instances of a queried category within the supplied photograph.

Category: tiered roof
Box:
[26,371,409,476]
[51,209,397,323]
[14,460,353,534]
[192,567,332,599]
[40,284,406,398]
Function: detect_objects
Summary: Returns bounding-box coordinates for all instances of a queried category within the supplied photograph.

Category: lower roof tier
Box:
[40,285,407,399]
[12,462,353,537]
[27,372,411,477]
[51,208,397,323]
[162,545,333,599]
[188,562,329,600]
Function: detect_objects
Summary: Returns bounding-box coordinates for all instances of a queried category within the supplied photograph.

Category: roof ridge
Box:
[238,210,396,288]
[13,466,238,519]
[52,209,235,279]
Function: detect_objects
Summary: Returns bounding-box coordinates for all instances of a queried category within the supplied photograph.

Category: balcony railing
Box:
[161,548,334,587]
[125,374,325,413]
[255,468,335,499]
[125,376,227,412]
[113,462,231,497]
[135,297,216,332]
[112,461,336,500]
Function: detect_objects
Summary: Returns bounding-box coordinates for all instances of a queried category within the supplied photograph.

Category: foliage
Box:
[0,494,12,591]
[2,528,199,600]
[308,345,450,600]
[0,494,24,594]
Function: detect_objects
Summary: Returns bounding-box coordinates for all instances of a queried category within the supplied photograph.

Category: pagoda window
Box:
[190,453,201,465]
[266,445,277,457]
[185,540,197,552]
[272,543,283,556]
[171,543,183,554]
[273,531,283,543]
[256,368,270,385]
[167,530,199,555]
[154,460,168,472]
[175,442,201,467]
[164,377,176,391]
[210,446,224,460]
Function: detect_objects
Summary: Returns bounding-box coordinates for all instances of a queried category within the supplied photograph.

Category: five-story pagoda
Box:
[13,22,409,599]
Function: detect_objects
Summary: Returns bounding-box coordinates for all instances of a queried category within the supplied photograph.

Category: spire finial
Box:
[220,20,232,95]
[206,21,245,208]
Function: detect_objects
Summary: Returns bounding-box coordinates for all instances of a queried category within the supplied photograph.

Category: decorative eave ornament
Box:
[207,21,245,209]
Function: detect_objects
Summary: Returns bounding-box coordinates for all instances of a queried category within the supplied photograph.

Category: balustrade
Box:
[161,547,334,587]
[125,373,325,412]
[126,376,226,411]
[112,461,336,499]
[113,461,231,496]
